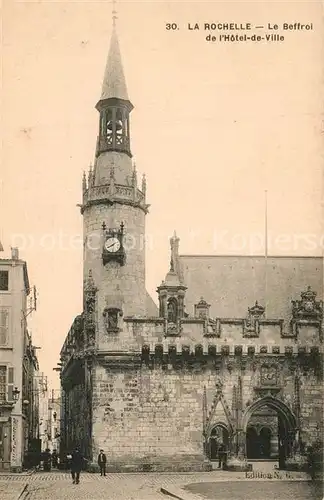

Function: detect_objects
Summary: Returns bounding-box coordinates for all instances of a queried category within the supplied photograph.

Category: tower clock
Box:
[102,222,126,266]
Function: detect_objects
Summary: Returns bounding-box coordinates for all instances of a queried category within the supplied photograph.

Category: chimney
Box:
[11,247,19,260]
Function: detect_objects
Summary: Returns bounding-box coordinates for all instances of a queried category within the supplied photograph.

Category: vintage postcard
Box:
[0,0,323,499]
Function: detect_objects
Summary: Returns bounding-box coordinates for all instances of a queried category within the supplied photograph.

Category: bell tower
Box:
[81,19,149,338]
[95,26,133,160]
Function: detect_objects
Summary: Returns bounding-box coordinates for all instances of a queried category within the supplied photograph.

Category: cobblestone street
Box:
[185,480,323,500]
[0,471,320,500]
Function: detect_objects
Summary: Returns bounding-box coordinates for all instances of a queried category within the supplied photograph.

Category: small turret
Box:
[157,231,187,320]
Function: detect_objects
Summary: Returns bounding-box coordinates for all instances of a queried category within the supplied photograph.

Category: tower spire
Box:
[97,6,130,104]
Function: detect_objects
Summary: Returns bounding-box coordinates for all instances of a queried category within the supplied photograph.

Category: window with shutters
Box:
[0,309,9,346]
[0,271,9,291]
[0,367,6,401]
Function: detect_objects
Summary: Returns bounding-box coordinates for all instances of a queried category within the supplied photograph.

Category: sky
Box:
[1,0,323,390]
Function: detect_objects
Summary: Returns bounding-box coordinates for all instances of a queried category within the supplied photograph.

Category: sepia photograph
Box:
[0,0,323,498]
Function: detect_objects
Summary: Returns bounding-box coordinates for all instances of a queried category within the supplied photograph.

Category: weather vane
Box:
[112,0,118,27]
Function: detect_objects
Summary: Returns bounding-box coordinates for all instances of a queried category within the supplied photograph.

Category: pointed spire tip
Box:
[112,0,118,28]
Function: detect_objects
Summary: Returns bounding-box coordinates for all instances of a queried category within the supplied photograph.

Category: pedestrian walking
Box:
[218,442,227,469]
[69,446,85,484]
[98,449,107,476]
[51,449,58,468]
[43,448,52,471]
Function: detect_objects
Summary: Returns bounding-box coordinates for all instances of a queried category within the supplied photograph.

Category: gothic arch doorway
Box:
[208,423,229,461]
[243,396,297,467]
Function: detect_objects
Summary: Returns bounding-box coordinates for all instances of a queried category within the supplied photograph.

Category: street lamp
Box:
[12,387,20,402]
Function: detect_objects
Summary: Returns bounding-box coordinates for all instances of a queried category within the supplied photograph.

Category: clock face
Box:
[105,237,120,253]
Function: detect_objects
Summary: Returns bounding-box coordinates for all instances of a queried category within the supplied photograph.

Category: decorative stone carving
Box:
[194,297,210,319]
[165,319,181,337]
[205,379,234,434]
[84,270,97,346]
[243,301,265,337]
[254,363,281,397]
[226,361,234,373]
[292,286,323,321]
[247,346,255,357]
[204,318,221,338]
[103,307,122,334]
[249,301,266,318]
[167,297,178,323]
[157,233,187,323]
[260,363,279,386]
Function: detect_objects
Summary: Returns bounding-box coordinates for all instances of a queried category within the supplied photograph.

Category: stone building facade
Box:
[0,247,39,471]
[59,26,323,472]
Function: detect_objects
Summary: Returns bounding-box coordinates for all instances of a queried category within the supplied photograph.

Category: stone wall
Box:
[88,354,322,471]
[299,369,323,446]
[62,368,92,458]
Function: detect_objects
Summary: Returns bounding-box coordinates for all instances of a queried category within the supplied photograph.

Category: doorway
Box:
[0,421,11,471]
[246,426,259,459]
[243,396,296,468]
[246,426,272,459]
[259,427,271,458]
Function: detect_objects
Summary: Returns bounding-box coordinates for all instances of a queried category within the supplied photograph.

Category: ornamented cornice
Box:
[81,184,148,214]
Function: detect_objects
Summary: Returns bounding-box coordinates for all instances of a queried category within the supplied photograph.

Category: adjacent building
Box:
[37,373,49,452]
[59,24,323,472]
[47,390,61,454]
[0,247,39,471]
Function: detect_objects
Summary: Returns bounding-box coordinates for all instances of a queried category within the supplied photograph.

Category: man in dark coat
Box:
[70,447,84,484]
[43,449,51,471]
[51,449,58,468]
[98,449,107,476]
[218,443,226,469]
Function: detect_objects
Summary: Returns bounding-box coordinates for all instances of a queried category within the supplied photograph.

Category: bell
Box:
[116,119,123,131]
[106,120,123,132]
